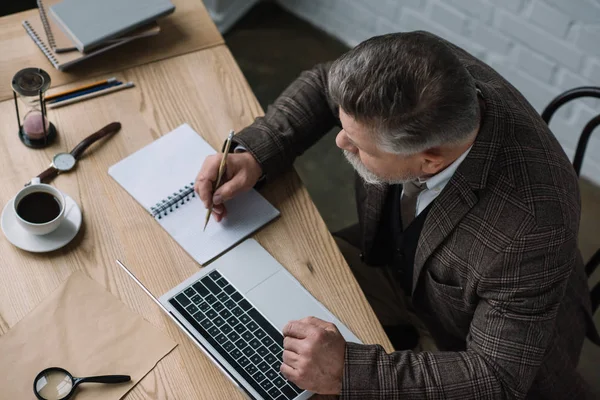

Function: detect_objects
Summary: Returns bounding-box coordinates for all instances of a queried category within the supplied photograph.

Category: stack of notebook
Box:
[23,0,175,71]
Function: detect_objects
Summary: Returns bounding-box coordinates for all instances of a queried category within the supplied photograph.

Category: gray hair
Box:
[328,31,480,155]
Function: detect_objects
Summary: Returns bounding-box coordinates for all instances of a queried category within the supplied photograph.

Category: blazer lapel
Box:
[412,82,506,294]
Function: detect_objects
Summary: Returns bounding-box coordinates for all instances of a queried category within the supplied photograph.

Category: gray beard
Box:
[343,150,419,186]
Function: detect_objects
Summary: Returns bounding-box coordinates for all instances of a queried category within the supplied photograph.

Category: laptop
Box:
[117,239,361,400]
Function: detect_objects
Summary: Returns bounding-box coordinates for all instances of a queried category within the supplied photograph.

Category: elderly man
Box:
[195,31,597,399]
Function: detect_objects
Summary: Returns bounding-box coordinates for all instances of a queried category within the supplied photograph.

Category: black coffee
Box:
[16,192,61,224]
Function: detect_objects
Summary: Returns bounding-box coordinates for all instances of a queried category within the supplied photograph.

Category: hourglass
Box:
[11,67,57,148]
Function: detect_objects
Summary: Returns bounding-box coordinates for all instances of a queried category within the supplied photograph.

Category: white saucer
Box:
[1,195,82,253]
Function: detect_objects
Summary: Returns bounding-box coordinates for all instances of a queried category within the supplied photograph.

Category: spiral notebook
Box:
[108,124,280,265]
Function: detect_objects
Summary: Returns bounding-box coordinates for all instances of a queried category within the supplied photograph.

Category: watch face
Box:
[53,153,76,171]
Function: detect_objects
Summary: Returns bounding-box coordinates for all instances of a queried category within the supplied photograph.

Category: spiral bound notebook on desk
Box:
[108,124,280,265]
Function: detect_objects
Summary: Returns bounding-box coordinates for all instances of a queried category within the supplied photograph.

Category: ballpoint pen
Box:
[204,130,235,231]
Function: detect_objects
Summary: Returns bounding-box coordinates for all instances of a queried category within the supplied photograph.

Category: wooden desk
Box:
[0,7,392,400]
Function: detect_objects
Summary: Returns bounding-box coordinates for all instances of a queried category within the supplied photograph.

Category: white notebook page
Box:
[108,123,280,265]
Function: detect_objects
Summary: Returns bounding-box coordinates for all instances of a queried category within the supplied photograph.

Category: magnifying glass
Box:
[33,367,131,400]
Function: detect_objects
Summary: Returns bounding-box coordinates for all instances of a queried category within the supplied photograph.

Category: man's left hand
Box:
[280,316,346,394]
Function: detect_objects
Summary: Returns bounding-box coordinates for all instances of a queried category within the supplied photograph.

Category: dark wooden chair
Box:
[541,86,600,320]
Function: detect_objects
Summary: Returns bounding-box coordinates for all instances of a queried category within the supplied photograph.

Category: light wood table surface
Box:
[0,5,392,400]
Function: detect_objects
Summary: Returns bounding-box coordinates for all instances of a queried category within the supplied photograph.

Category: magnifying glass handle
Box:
[76,375,131,385]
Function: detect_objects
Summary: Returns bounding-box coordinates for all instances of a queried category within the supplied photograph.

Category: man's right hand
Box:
[194,152,263,222]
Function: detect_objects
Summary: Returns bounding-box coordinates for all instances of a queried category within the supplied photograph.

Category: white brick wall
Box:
[277,0,600,184]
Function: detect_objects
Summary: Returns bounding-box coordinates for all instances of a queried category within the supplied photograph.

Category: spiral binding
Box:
[22,21,59,69]
[150,182,196,219]
[37,0,57,50]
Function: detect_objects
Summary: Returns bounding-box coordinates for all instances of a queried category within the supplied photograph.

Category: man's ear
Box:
[421,150,445,175]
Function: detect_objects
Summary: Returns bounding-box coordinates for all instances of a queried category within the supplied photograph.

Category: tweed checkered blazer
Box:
[234,32,595,399]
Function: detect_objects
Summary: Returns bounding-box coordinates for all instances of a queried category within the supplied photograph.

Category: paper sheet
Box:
[0,271,177,399]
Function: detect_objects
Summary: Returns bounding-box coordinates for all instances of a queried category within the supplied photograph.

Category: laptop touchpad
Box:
[245,270,360,343]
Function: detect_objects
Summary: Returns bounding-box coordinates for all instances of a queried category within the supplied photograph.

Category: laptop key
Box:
[216,278,228,288]
[193,312,204,323]
[239,299,252,311]
[217,292,229,302]
[261,336,274,347]
[231,292,243,302]
[244,364,258,375]
[219,309,231,319]
[184,288,195,297]
[257,346,269,357]
[231,348,242,359]
[268,387,282,399]
[213,303,225,312]
[202,278,222,295]
[255,329,266,339]
[221,324,232,334]
[215,334,227,344]
[273,377,286,388]
[249,339,261,349]
[223,341,235,352]
[265,369,278,380]
[281,385,296,398]
[208,326,220,337]
[242,332,253,342]
[213,317,225,327]
[235,339,247,349]
[260,379,274,391]
[186,304,198,315]
[238,356,250,367]
[225,299,236,309]
[269,343,281,354]
[205,309,217,319]
[209,270,222,280]
[250,354,262,365]
[252,371,267,384]
[192,281,209,296]
[175,293,191,307]
[269,343,281,355]
[190,295,201,304]
[198,302,210,312]
[228,332,240,342]
[200,319,213,330]
[231,306,244,317]
[234,324,246,334]
[205,294,217,304]
[227,316,240,327]
[223,285,236,295]
[257,361,270,373]
[239,314,251,324]
[247,321,259,332]
[243,347,255,357]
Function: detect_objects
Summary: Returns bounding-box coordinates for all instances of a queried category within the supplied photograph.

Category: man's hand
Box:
[194,152,262,221]
[281,316,346,394]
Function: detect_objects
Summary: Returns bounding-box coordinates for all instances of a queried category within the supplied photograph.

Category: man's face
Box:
[336,109,424,185]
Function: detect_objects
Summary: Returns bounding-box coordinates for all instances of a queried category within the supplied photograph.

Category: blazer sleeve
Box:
[233,62,340,179]
[341,224,578,399]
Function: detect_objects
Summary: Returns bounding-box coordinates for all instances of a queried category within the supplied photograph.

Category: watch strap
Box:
[37,166,59,183]
[70,122,121,160]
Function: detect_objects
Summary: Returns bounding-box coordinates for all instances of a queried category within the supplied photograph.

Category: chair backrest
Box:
[542,87,600,345]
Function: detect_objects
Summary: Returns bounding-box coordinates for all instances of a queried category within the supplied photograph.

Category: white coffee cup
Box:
[13,178,66,235]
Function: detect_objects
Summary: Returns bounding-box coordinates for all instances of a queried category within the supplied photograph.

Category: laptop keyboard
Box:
[169,270,304,400]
